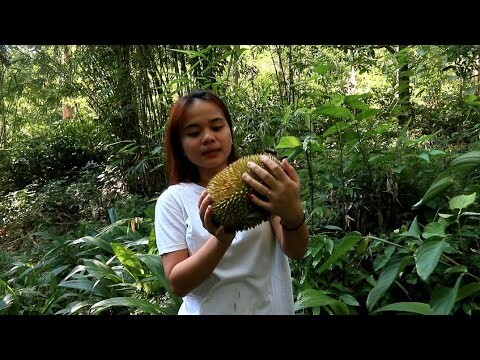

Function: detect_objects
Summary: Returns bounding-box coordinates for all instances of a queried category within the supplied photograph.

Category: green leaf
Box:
[456,282,480,302]
[324,238,334,254]
[355,109,380,121]
[345,98,369,111]
[69,236,114,254]
[417,152,430,162]
[407,217,421,238]
[367,255,412,311]
[111,243,145,280]
[108,208,118,224]
[415,238,445,280]
[422,222,446,239]
[90,297,169,315]
[322,122,350,136]
[315,105,354,120]
[83,259,122,282]
[449,193,476,210]
[413,173,455,209]
[314,63,331,75]
[59,279,110,298]
[449,151,480,172]
[323,225,343,231]
[137,254,182,306]
[275,136,302,149]
[294,289,338,312]
[317,232,363,275]
[430,149,446,156]
[372,302,432,315]
[444,265,467,274]
[438,213,454,218]
[339,294,360,306]
[430,275,463,315]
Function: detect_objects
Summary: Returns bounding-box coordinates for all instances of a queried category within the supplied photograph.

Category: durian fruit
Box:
[207,153,280,232]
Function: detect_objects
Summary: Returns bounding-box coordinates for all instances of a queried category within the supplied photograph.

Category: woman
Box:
[155,89,308,314]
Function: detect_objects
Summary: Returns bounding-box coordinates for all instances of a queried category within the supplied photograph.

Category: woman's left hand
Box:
[241,154,304,228]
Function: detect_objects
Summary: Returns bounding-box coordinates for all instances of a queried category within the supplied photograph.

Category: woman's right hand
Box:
[198,190,236,247]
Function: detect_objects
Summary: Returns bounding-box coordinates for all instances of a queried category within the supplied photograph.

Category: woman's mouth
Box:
[203,149,220,158]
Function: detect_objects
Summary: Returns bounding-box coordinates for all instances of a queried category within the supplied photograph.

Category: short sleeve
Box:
[155,188,188,255]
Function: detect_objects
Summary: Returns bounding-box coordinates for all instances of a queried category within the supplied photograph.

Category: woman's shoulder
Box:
[157,182,204,201]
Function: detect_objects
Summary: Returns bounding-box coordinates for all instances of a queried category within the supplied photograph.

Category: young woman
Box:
[155,89,308,314]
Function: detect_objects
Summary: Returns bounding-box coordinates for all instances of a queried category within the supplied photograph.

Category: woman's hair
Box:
[165,89,238,185]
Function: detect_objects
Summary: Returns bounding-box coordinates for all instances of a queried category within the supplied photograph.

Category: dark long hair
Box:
[164,89,238,185]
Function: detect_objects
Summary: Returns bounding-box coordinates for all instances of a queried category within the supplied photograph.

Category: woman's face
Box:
[180,99,232,181]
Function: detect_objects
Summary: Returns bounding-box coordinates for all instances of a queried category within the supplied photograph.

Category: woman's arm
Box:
[162,191,235,297]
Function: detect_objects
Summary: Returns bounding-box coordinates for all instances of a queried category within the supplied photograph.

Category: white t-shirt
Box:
[155,182,295,315]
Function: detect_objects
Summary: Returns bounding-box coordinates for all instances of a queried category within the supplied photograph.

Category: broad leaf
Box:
[422,222,446,239]
[367,255,413,311]
[317,232,363,275]
[449,193,476,210]
[276,136,302,149]
[430,275,463,315]
[415,238,445,280]
[372,302,432,315]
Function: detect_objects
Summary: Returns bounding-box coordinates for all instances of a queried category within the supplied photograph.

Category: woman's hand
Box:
[241,155,304,229]
[198,190,236,247]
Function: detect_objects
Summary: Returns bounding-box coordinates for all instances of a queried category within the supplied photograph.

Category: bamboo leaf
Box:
[294,289,338,312]
[90,297,168,315]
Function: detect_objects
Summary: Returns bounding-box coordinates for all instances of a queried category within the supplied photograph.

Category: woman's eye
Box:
[187,132,199,137]
[213,126,223,131]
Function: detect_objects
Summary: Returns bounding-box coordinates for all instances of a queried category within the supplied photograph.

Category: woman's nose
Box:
[202,130,215,144]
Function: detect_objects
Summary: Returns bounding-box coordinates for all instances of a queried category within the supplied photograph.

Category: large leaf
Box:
[413,173,455,209]
[355,109,380,121]
[111,243,145,280]
[372,302,432,315]
[415,238,445,280]
[315,105,353,120]
[367,255,413,312]
[316,232,363,275]
[430,275,463,315]
[422,222,446,239]
[322,121,350,136]
[275,136,301,149]
[449,193,476,210]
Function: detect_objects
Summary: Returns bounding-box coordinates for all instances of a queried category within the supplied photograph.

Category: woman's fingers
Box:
[199,193,213,222]
[280,158,300,183]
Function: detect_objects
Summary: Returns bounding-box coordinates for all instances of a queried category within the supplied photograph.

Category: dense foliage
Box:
[1,45,480,315]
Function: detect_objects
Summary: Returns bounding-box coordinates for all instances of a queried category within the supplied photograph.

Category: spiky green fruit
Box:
[207,153,280,232]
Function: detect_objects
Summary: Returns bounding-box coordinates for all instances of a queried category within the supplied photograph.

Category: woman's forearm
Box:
[168,236,230,297]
